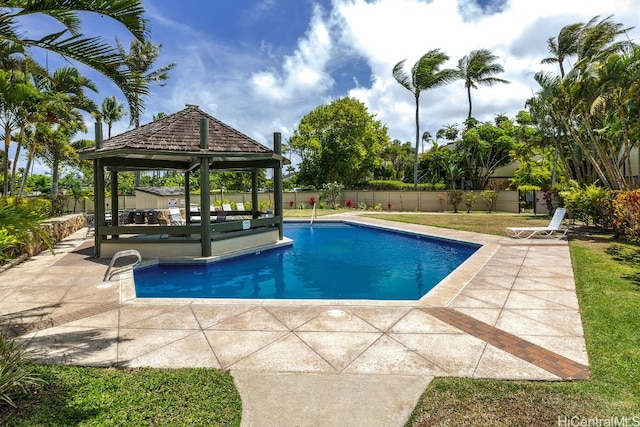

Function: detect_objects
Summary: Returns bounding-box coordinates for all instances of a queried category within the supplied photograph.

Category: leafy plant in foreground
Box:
[0,333,43,407]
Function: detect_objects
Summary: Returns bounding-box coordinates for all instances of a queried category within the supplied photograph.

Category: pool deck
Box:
[0,214,588,426]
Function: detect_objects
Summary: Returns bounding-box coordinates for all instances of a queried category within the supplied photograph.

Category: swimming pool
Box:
[134,221,480,301]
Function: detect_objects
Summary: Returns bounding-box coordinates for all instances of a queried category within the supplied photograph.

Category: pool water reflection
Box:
[134,222,480,300]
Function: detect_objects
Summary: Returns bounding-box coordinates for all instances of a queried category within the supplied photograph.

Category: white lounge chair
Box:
[505,207,568,239]
[168,207,185,225]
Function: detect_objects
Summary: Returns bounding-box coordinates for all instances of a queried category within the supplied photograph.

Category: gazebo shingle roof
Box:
[86,104,272,155]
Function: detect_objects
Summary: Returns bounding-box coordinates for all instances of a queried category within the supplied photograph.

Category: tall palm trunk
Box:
[616,99,636,188]
[3,125,11,195]
[50,159,59,196]
[580,108,627,190]
[9,125,25,195]
[558,113,611,188]
[18,143,36,197]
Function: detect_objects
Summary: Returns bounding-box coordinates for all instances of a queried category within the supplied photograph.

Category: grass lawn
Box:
[1,367,241,426]
[2,211,638,425]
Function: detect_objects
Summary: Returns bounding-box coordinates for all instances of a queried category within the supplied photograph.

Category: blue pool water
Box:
[134,222,480,301]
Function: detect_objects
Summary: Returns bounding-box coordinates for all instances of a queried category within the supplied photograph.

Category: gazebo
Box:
[79,104,287,258]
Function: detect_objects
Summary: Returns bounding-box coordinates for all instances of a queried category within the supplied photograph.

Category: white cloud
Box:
[250,3,335,104]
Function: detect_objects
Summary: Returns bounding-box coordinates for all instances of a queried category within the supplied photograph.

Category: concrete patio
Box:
[0,215,588,427]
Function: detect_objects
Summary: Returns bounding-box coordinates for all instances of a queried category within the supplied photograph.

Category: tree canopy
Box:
[528,15,639,190]
[289,97,390,188]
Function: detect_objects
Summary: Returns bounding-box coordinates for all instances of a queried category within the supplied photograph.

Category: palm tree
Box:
[152,112,167,121]
[116,38,176,128]
[116,38,175,188]
[17,124,41,196]
[393,49,458,189]
[573,15,632,70]
[591,47,640,188]
[0,69,38,195]
[542,16,632,78]
[421,131,432,153]
[457,49,510,119]
[0,0,148,117]
[541,23,583,77]
[436,123,460,142]
[100,96,127,138]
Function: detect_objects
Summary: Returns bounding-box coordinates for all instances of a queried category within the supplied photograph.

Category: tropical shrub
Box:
[0,229,20,262]
[561,183,614,228]
[258,200,272,211]
[613,190,640,242]
[561,184,592,224]
[0,198,52,261]
[480,190,499,213]
[592,190,619,231]
[0,333,43,407]
[448,189,464,213]
[49,194,68,217]
[319,182,342,209]
[464,191,477,213]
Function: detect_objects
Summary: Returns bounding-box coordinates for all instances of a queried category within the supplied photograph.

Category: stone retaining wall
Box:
[26,214,87,256]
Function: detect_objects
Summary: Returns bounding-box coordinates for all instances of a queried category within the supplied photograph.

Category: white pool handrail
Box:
[103,249,142,281]
[310,203,317,226]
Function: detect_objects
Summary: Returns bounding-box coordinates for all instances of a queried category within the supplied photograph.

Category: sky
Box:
[11,0,640,175]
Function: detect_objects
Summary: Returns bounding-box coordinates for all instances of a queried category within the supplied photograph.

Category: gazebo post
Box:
[93,121,104,257]
[251,170,259,218]
[199,118,212,257]
[184,171,191,221]
[110,170,119,237]
[273,132,283,239]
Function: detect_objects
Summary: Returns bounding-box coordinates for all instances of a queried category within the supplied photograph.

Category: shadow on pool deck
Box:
[0,215,588,427]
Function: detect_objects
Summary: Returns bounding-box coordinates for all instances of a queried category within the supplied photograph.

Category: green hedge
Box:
[367,181,445,191]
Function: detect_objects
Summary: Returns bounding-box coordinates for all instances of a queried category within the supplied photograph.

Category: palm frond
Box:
[8,0,147,40]
[392,59,414,92]
[18,32,148,119]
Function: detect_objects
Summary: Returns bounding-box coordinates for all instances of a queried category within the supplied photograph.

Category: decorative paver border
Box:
[424,307,589,380]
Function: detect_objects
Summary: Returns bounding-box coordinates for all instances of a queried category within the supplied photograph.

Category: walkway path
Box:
[0,216,588,426]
